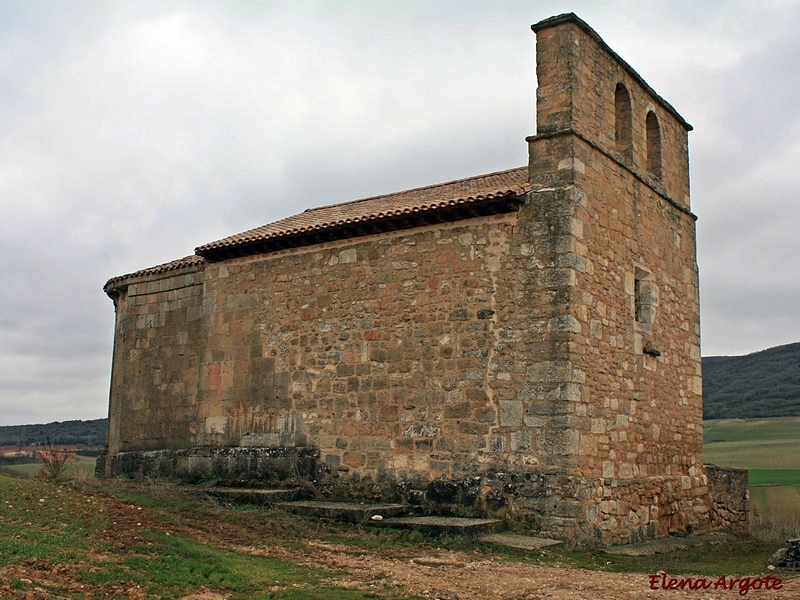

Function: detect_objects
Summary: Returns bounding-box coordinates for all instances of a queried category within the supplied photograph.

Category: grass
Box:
[0,463,42,478]
[0,477,411,599]
[506,540,782,576]
[703,417,800,482]
[0,476,108,567]
[750,485,800,515]
[703,417,800,483]
[703,441,800,470]
[1,417,798,596]
[703,417,800,470]
[704,416,800,444]
[0,474,792,599]
[101,481,785,579]
[78,531,324,599]
[749,483,800,540]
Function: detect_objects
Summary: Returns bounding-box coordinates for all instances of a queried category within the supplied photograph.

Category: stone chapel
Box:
[99,14,748,546]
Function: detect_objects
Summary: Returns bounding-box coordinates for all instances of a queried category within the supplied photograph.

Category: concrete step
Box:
[478,533,563,550]
[273,500,409,522]
[371,516,503,535]
[205,487,302,505]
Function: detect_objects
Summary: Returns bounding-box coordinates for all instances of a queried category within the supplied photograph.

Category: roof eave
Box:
[196,190,526,262]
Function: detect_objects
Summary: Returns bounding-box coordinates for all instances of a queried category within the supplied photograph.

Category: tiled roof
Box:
[104,254,205,292]
[105,166,530,293]
[196,166,530,255]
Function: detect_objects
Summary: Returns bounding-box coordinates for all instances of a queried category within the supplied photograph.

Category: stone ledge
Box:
[371,516,503,535]
[479,533,563,550]
[274,500,408,522]
[603,532,736,556]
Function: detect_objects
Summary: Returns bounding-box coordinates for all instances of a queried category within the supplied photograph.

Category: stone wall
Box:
[106,269,205,457]
[706,465,749,534]
[525,132,709,533]
[98,446,317,485]
[532,14,691,207]
[160,199,600,483]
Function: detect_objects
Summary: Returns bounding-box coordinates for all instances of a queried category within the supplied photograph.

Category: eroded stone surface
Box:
[274,500,408,522]
[479,533,564,550]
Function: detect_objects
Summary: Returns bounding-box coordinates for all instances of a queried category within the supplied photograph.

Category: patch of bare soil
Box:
[99,487,800,600]
[156,491,800,600]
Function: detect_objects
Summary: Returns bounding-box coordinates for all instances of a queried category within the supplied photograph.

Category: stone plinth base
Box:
[98,447,749,548]
[97,446,318,486]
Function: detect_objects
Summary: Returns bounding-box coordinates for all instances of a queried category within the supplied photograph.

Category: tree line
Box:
[703,342,800,420]
[0,418,107,448]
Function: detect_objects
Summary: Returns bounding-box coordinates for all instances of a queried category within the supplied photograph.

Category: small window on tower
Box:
[615,83,633,161]
[646,111,662,179]
[634,266,658,332]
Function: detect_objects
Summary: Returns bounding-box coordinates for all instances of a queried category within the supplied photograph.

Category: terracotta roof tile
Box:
[196,166,529,254]
[104,254,205,292]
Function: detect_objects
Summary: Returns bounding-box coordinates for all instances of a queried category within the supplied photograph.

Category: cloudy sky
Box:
[1,1,798,426]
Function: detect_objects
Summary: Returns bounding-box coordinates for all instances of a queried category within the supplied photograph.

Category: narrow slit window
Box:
[634,267,658,332]
[615,83,633,161]
[646,111,662,179]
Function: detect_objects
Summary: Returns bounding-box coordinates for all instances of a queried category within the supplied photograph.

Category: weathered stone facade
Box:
[100,14,748,546]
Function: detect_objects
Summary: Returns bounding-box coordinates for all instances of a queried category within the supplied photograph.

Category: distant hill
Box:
[703,342,800,420]
[0,418,107,447]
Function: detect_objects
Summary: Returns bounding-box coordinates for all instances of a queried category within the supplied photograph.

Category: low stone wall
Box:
[705,464,749,534]
[97,446,319,486]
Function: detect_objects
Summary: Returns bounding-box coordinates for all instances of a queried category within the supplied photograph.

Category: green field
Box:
[704,416,800,534]
[749,485,800,516]
[748,469,800,486]
[0,459,96,479]
[704,416,800,471]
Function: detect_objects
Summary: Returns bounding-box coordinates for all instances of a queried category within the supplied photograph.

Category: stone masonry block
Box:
[548,315,581,333]
[535,429,579,456]
[539,268,575,289]
[527,361,571,383]
[339,248,357,264]
[499,400,523,427]
[510,429,532,452]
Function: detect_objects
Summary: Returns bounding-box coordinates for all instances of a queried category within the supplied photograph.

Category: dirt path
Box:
[255,539,797,600]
